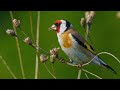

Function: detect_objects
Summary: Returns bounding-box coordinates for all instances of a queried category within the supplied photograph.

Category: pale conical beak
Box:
[48,24,57,31]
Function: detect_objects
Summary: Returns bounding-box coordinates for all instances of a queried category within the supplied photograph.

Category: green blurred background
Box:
[0,11,120,79]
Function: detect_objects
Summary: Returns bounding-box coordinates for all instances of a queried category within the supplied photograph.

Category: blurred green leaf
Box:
[0,11,120,79]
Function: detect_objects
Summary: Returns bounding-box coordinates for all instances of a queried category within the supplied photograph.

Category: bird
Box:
[49,19,117,74]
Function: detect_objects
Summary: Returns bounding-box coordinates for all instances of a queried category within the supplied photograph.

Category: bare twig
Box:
[85,73,89,79]
[57,57,102,79]
[9,11,25,79]
[77,69,81,79]
[29,11,35,42]
[82,69,102,79]
[81,11,95,49]
[20,29,27,37]
[92,52,120,64]
[44,63,56,79]
[35,11,40,79]
[0,56,17,79]
[51,63,56,76]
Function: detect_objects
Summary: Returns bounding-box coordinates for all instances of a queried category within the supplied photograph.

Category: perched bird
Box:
[49,19,117,74]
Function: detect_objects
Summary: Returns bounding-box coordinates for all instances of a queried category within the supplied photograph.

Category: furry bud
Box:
[80,17,86,28]
[50,54,56,63]
[85,11,95,24]
[85,11,90,20]
[13,19,20,28]
[23,37,33,45]
[50,47,60,56]
[6,29,17,37]
[40,54,48,63]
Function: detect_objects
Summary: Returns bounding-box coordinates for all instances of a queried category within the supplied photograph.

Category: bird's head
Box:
[49,19,72,34]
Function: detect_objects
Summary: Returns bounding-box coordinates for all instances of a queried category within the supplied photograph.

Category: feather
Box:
[70,29,96,55]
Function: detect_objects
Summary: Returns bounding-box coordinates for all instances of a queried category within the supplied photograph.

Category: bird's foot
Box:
[59,57,65,63]
[77,64,82,69]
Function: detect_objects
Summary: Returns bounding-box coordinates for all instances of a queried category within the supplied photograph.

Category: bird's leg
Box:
[58,57,65,63]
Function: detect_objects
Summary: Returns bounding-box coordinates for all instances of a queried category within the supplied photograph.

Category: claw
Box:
[77,64,82,69]
[59,58,65,63]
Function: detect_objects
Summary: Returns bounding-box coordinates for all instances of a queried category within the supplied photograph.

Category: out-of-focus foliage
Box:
[0,11,120,79]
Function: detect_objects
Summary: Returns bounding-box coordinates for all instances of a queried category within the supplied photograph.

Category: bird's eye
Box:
[55,23,61,27]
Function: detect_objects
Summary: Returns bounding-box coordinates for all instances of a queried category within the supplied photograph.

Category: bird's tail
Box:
[92,56,117,74]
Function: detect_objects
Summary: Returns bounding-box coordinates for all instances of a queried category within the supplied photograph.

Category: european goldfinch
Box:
[49,19,117,74]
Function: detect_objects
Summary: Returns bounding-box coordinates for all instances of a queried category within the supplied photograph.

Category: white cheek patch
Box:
[60,24,67,34]
[59,20,67,34]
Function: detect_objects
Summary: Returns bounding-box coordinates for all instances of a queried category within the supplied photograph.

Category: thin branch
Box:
[20,28,27,37]
[44,63,56,79]
[0,56,17,79]
[18,24,27,37]
[88,34,95,50]
[85,24,90,40]
[60,58,102,79]
[35,11,40,79]
[77,69,81,79]
[61,51,120,79]
[85,73,89,79]
[92,52,120,64]
[51,63,56,76]
[57,57,101,79]
[29,11,35,42]
[82,69,102,79]
[9,11,25,79]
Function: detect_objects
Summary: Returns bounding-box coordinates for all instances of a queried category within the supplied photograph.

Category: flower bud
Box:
[80,17,86,27]
[50,54,56,63]
[90,11,95,17]
[23,37,33,45]
[85,11,95,24]
[13,19,20,28]
[86,14,93,24]
[50,47,60,56]
[85,11,90,20]
[6,29,17,37]
[40,54,48,63]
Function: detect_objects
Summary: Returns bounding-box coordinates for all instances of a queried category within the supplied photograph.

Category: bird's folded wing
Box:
[71,31,96,55]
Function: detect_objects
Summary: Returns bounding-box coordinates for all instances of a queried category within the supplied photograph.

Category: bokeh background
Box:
[0,11,120,79]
